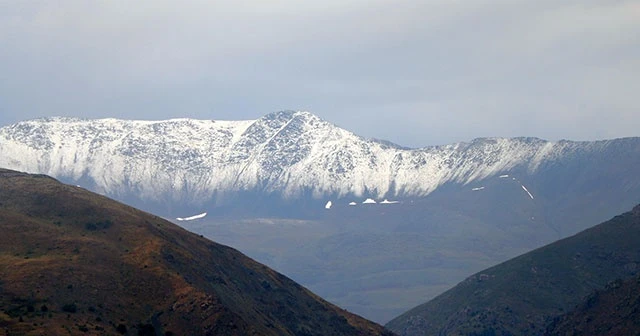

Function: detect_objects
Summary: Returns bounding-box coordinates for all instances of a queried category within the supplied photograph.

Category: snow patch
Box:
[521,185,534,199]
[176,212,207,221]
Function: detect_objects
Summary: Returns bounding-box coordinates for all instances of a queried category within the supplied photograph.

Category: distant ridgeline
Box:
[0,111,638,221]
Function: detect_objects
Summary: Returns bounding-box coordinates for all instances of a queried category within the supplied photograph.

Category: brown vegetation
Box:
[0,169,393,335]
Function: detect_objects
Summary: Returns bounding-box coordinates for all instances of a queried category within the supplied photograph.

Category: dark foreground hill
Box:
[386,204,640,336]
[546,274,640,335]
[0,169,393,336]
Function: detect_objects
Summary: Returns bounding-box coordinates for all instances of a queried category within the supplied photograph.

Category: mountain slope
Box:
[0,169,392,336]
[1,111,638,217]
[386,204,640,335]
[546,274,640,335]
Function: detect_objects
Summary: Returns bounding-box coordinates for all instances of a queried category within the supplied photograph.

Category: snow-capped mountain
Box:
[1,110,640,323]
[0,111,638,216]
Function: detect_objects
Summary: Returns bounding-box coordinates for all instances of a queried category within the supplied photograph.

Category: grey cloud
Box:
[0,0,638,147]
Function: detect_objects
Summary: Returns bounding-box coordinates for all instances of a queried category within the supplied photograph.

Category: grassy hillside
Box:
[0,169,393,336]
[386,204,640,336]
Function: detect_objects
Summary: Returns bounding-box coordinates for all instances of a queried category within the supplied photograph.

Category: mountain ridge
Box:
[1,110,637,216]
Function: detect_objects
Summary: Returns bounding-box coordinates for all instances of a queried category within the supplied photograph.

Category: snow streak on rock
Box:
[176,212,207,221]
[521,185,535,200]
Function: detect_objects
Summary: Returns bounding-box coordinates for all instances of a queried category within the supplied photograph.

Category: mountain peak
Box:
[261,110,317,121]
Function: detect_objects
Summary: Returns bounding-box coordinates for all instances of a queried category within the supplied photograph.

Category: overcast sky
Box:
[1,1,638,147]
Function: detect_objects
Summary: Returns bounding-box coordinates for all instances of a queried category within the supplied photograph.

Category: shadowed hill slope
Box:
[0,169,393,336]
[546,274,640,335]
[386,204,640,336]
